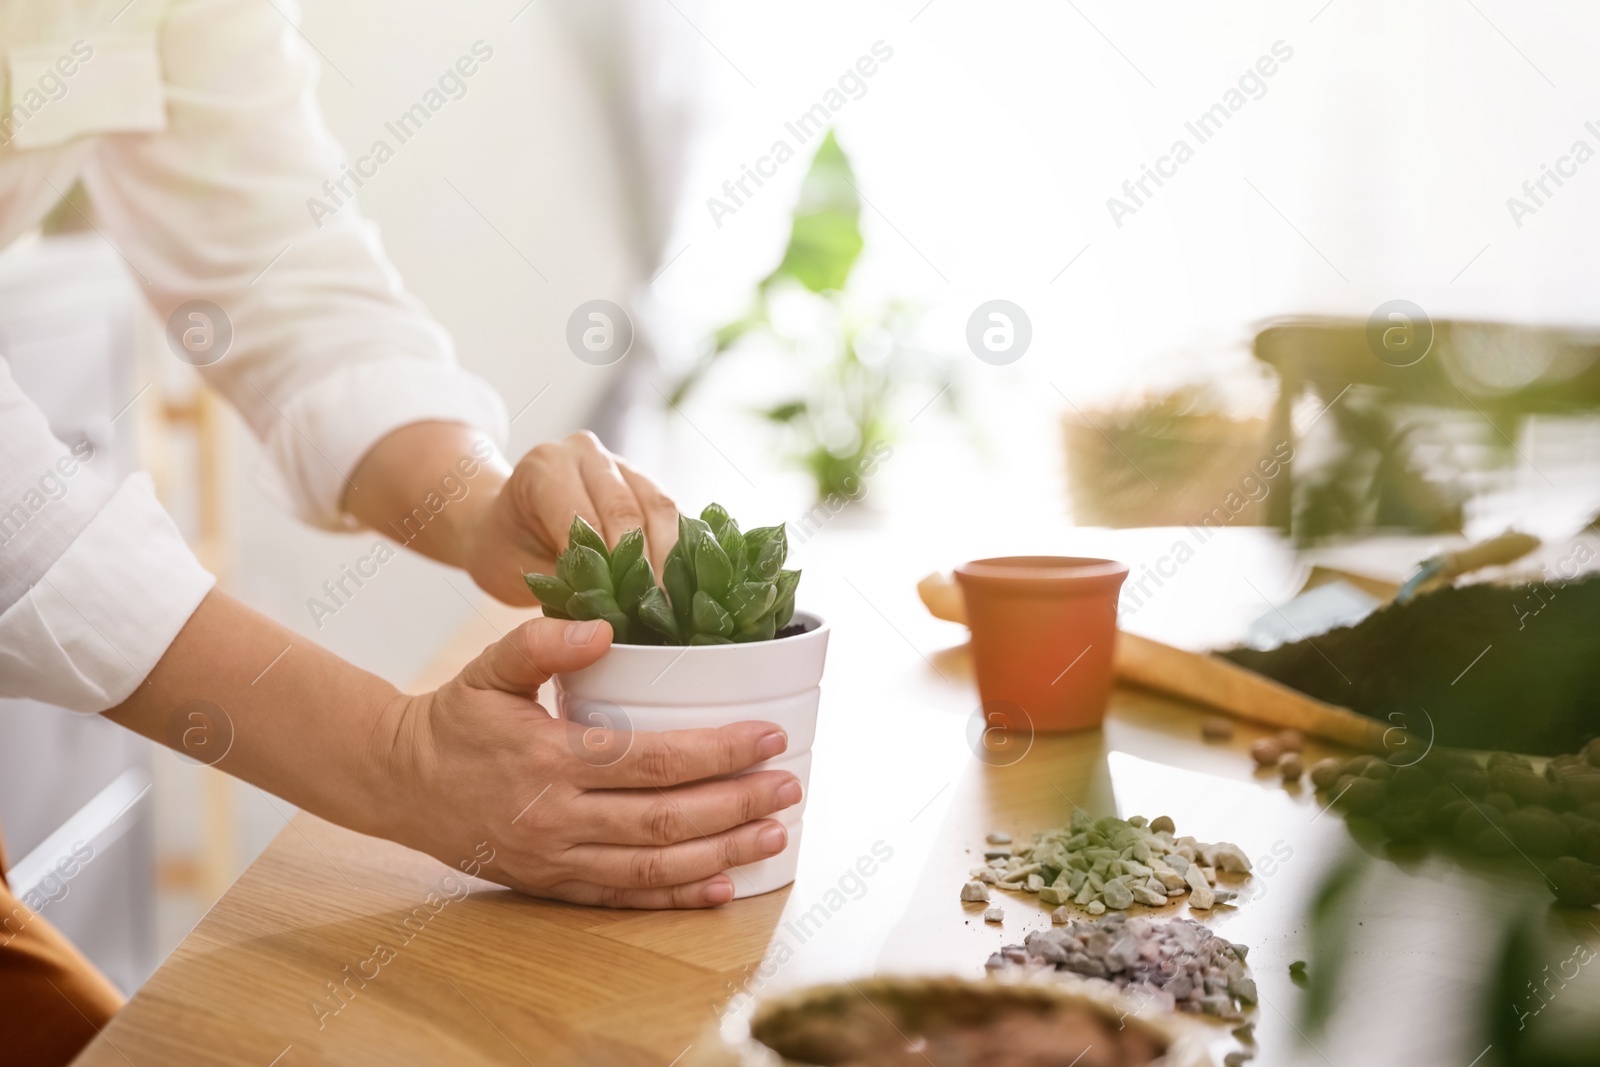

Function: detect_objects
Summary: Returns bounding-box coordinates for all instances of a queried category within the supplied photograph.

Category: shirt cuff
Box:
[254,358,510,530]
[0,473,215,713]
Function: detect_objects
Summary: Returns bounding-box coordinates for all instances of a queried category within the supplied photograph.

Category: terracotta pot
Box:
[954,557,1129,733]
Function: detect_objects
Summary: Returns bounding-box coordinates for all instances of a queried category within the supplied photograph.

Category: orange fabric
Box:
[0,826,124,1067]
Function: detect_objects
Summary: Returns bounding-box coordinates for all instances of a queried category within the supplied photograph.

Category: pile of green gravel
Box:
[1304,746,1600,907]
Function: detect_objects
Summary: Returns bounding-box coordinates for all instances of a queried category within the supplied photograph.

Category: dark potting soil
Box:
[1220,575,1600,755]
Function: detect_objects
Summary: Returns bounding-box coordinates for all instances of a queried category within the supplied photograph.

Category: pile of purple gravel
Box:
[985,914,1257,1021]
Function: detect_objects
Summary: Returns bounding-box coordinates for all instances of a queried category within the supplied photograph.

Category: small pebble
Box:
[1202,716,1235,742]
[1050,905,1070,924]
[1564,776,1600,805]
[1484,790,1516,813]
[1310,737,1600,911]
[1288,960,1307,977]
[1250,738,1283,768]
[1378,800,1431,844]
[1549,856,1600,907]
[985,914,1255,1021]
[1275,729,1305,753]
[1278,752,1305,782]
[967,812,1252,916]
[1388,765,1436,798]
[985,831,1012,846]
[1474,827,1513,856]
[983,906,1004,923]
[1224,1052,1253,1067]
[1453,804,1500,845]
[960,880,989,903]
[1492,766,1555,807]
[1503,807,1571,856]
[1309,757,1345,790]
[1339,776,1387,814]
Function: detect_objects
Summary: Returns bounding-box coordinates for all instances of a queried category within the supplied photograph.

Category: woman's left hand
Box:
[461,431,680,605]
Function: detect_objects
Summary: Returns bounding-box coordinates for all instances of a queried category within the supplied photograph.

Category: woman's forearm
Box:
[342,420,510,570]
[105,589,403,838]
[104,590,801,909]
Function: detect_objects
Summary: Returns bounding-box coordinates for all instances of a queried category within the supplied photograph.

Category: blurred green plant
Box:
[667,130,954,504]
[1300,846,1600,1067]
[1300,846,1370,1035]
[524,507,800,645]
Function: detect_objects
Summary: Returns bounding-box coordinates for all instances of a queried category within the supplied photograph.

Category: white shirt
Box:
[0,0,507,712]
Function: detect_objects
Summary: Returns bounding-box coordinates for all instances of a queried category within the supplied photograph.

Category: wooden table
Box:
[77,526,1600,1066]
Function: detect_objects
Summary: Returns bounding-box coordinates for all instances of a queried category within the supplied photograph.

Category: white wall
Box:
[228,0,646,684]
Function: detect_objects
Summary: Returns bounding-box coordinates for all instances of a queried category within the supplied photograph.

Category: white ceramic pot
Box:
[553,612,829,898]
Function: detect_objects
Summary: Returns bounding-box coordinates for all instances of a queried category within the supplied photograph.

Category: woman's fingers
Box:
[573,436,651,550]
[506,431,676,570]
[547,875,739,909]
[575,770,802,846]
[513,439,602,554]
[616,461,680,577]
[459,616,612,697]
[562,818,789,889]
[570,721,788,789]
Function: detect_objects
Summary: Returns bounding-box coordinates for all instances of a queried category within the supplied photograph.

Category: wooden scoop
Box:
[917,572,1389,750]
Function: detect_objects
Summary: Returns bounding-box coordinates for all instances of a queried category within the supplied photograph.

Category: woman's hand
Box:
[379,615,800,907]
[460,431,681,604]
[110,594,799,909]
[343,421,680,606]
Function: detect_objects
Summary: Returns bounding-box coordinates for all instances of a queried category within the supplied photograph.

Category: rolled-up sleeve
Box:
[0,361,214,712]
[78,0,507,529]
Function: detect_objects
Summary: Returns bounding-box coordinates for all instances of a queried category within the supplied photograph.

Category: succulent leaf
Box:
[734,615,777,643]
[523,503,802,646]
[637,585,680,642]
[615,557,653,613]
[728,581,777,626]
[676,513,709,562]
[559,545,613,597]
[569,587,622,619]
[752,528,787,581]
[663,550,696,632]
[716,520,745,571]
[700,503,732,535]
[609,528,645,584]
[524,573,575,618]
[772,569,801,628]
[695,536,733,600]
[744,525,783,568]
[569,589,628,641]
[568,514,609,559]
[692,590,735,638]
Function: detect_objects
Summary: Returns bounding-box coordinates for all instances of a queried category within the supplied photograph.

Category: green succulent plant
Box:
[523,504,801,646]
